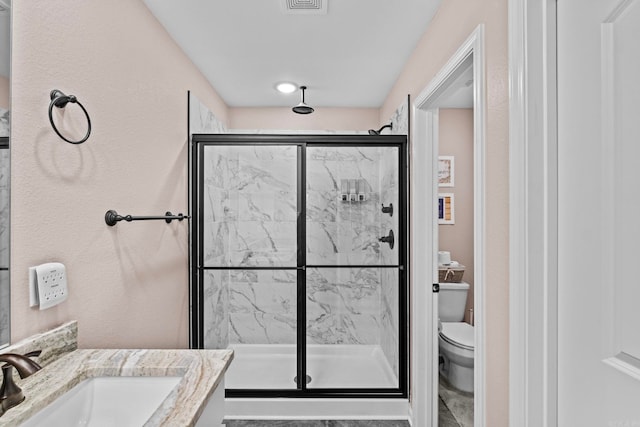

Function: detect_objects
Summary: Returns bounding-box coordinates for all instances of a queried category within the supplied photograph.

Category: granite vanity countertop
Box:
[0,348,234,426]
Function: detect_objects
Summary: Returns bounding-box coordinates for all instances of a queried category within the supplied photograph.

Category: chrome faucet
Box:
[0,351,42,416]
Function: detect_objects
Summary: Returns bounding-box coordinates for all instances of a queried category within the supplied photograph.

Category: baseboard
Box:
[225,398,410,420]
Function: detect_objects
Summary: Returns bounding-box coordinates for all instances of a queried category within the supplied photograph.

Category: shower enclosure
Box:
[191,134,407,398]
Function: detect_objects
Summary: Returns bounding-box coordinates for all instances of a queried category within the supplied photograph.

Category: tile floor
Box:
[439,376,474,427]
[224,422,410,427]
[439,395,461,427]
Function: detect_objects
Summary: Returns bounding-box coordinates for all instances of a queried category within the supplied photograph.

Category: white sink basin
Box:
[21,376,182,427]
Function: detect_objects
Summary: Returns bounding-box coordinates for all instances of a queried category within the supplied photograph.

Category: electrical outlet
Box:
[28,267,38,307]
[29,262,68,310]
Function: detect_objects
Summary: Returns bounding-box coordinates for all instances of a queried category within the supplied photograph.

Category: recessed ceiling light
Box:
[275,82,298,94]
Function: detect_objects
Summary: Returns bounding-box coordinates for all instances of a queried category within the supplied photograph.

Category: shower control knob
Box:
[378,230,395,250]
[381,203,393,216]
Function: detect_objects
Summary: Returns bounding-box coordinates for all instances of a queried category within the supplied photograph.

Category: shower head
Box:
[368,123,393,135]
[292,86,314,115]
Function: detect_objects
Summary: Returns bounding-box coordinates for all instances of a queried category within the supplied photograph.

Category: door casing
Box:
[412,25,487,427]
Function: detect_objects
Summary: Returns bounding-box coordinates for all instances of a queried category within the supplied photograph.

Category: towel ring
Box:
[48,89,92,145]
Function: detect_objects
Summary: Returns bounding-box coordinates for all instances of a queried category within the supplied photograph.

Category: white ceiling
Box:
[142,0,443,108]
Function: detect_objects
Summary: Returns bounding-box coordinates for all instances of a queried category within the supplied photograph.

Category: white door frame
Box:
[508,1,558,426]
[412,25,486,427]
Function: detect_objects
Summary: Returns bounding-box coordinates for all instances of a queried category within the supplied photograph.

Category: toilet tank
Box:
[438,282,470,322]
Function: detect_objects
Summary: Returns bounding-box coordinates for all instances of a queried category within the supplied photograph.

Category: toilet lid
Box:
[440,322,474,350]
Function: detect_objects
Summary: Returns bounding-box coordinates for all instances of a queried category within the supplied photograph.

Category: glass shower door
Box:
[200,144,300,390]
[194,135,407,397]
[305,145,404,390]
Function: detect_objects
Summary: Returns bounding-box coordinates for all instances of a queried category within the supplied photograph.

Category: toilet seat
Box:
[440,322,474,351]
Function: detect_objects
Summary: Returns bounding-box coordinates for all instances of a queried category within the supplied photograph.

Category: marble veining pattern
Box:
[1,321,78,368]
[203,270,229,349]
[380,267,399,376]
[389,96,409,137]
[379,146,401,377]
[227,269,297,344]
[0,147,9,347]
[379,151,399,266]
[0,108,9,137]
[0,348,233,426]
[306,267,381,345]
[0,270,9,347]
[200,141,404,382]
[306,146,386,266]
[0,148,8,268]
[203,145,298,267]
[189,94,227,134]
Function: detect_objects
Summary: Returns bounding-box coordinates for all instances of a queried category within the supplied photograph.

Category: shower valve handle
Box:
[381,203,393,216]
[378,230,395,250]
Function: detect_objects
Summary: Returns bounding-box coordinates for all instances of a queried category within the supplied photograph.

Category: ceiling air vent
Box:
[281,0,327,15]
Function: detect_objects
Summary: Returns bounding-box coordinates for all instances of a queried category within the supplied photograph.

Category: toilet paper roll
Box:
[438,251,451,265]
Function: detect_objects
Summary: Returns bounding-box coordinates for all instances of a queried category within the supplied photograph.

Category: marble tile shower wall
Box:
[0,108,9,137]
[189,95,230,349]
[0,147,8,346]
[307,267,381,345]
[228,269,297,344]
[204,269,297,346]
[0,149,7,265]
[203,145,299,346]
[189,95,227,134]
[379,98,409,378]
[0,270,8,346]
[306,146,389,347]
[203,145,399,348]
[379,152,400,377]
[203,271,229,349]
[198,123,406,382]
[202,145,298,267]
[306,147,384,266]
[388,97,409,137]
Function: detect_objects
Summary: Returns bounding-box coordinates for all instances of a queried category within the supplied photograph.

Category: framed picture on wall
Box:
[438,193,455,225]
[438,155,455,187]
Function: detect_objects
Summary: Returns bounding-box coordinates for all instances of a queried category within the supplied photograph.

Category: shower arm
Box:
[368,123,393,135]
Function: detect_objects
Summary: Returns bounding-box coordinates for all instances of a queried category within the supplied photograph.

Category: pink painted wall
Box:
[0,75,8,109]
[229,107,378,131]
[380,0,509,425]
[438,109,475,324]
[10,0,228,348]
[8,0,509,421]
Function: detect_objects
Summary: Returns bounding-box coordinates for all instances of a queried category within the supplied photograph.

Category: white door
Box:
[558,0,640,425]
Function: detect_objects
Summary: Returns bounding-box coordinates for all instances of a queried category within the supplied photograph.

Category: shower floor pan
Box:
[225,344,398,390]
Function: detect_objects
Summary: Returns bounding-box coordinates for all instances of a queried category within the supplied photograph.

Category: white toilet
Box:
[438,281,474,393]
